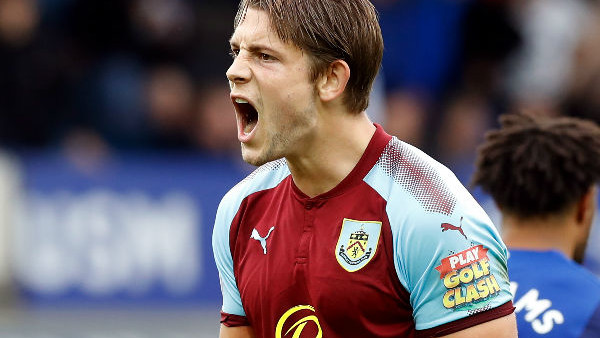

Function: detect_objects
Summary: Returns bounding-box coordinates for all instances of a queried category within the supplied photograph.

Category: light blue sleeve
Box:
[364,143,513,330]
[212,190,246,316]
[212,159,291,317]
[396,195,512,330]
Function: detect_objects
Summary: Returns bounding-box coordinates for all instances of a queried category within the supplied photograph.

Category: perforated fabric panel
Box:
[377,137,456,215]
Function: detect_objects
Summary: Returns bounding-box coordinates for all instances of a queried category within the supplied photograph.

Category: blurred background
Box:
[1,0,600,336]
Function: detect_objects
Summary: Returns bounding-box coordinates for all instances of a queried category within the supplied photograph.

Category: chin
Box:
[243,157,266,167]
[241,146,284,167]
[241,148,268,167]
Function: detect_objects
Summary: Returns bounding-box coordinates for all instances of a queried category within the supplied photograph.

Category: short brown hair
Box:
[234,0,384,114]
[472,113,600,217]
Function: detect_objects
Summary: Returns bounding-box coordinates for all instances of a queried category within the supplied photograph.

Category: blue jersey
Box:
[509,250,600,337]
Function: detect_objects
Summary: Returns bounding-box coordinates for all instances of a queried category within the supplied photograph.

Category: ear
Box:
[316,60,350,102]
[576,186,597,225]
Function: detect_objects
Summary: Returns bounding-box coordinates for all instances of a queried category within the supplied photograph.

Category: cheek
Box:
[260,72,316,118]
[282,81,316,106]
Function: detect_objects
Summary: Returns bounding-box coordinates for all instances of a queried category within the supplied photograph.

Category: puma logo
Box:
[251,226,275,254]
[441,216,467,240]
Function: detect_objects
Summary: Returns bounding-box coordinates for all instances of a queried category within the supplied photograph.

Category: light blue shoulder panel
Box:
[212,159,290,316]
[364,138,512,330]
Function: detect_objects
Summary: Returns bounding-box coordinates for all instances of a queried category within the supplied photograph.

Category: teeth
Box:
[235,98,248,104]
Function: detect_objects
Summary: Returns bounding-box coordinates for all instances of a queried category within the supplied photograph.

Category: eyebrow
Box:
[229,41,279,56]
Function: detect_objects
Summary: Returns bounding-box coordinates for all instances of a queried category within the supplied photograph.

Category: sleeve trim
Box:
[416,301,515,337]
[220,312,251,327]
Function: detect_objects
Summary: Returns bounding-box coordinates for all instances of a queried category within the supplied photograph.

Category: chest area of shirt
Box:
[230,189,411,333]
[236,200,387,276]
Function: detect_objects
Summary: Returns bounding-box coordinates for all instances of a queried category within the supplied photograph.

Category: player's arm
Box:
[213,192,251,336]
[220,324,256,338]
[387,175,515,336]
[440,313,517,337]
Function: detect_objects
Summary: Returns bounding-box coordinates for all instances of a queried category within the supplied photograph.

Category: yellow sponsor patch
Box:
[276,305,322,338]
[436,245,501,309]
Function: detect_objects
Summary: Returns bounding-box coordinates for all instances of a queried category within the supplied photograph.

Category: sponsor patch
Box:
[335,219,382,272]
[435,245,501,310]
[276,305,322,338]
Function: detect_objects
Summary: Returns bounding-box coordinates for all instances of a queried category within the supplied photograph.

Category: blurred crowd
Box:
[1,0,600,175]
[376,0,600,180]
[0,0,240,156]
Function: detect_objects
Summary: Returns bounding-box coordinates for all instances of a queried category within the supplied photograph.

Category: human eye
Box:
[229,48,239,59]
[259,52,275,61]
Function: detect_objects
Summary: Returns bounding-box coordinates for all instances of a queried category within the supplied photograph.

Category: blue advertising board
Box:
[13,151,250,306]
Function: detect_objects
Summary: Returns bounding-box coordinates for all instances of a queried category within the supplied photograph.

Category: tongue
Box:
[244,120,257,134]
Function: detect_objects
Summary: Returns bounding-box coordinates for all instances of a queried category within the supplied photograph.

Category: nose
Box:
[226,54,251,86]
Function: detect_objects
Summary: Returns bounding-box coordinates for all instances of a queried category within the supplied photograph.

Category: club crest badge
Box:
[335,218,382,272]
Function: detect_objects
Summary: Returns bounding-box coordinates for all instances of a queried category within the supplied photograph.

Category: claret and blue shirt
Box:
[213,125,514,337]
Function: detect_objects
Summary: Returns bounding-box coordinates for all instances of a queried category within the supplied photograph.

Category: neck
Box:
[286,111,376,197]
[501,214,577,259]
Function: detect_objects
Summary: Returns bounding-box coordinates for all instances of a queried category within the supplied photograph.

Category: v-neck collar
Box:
[290,123,392,201]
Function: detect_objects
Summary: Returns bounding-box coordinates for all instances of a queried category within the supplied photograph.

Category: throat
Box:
[285,118,376,197]
[287,155,356,198]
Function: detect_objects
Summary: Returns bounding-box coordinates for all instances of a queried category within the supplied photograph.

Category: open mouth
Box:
[234,98,259,135]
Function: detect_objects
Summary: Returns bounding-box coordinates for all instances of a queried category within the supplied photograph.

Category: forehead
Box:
[230,8,283,48]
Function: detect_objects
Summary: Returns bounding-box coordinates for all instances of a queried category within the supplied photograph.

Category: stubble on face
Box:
[241,93,318,167]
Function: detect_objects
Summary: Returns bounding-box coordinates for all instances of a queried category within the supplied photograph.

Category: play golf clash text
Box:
[435,245,502,309]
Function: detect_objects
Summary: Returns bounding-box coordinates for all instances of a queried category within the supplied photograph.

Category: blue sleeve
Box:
[363,149,513,330]
[395,197,512,330]
[580,303,600,338]
[212,191,246,317]
[211,159,291,317]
